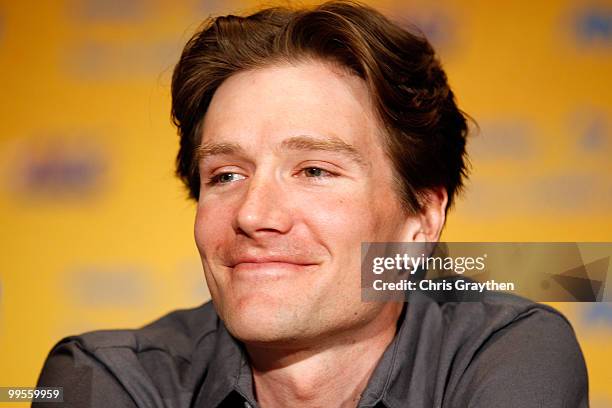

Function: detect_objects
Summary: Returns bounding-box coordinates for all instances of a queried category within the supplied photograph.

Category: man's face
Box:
[195,60,415,345]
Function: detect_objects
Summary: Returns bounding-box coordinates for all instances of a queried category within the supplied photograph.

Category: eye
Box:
[301,167,336,178]
[208,172,246,185]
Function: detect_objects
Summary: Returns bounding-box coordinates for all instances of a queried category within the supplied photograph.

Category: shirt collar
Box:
[195,321,257,408]
[360,292,443,408]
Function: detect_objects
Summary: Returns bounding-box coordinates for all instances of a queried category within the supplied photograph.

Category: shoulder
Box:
[437,294,588,407]
[438,292,573,344]
[35,301,222,408]
[73,301,220,359]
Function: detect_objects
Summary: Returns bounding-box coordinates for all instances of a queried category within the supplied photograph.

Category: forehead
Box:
[200,60,383,151]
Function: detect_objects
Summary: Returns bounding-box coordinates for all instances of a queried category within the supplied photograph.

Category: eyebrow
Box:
[280,135,367,167]
[196,135,368,169]
[195,142,244,163]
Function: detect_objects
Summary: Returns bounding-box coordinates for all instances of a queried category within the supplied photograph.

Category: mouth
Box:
[230,258,319,280]
[229,254,318,267]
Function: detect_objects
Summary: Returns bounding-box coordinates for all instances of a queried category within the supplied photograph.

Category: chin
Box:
[225,315,302,345]
[218,294,307,344]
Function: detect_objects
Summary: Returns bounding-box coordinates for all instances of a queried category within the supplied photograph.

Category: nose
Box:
[234,172,293,238]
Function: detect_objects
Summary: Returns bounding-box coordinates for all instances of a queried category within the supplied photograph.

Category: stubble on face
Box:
[194,60,412,347]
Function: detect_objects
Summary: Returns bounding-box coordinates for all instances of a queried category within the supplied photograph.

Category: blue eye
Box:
[303,167,334,178]
[209,172,245,185]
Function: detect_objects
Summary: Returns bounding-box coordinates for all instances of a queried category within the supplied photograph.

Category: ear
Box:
[410,187,448,242]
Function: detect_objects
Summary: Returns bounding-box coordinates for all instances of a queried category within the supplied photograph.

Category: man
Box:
[36,1,588,407]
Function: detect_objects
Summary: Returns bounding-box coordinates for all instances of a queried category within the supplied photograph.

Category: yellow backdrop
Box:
[1,0,611,406]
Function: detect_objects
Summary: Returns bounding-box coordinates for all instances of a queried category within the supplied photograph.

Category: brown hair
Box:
[171,0,469,212]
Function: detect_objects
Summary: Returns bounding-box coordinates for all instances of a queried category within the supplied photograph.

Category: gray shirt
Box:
[35,291,588,407]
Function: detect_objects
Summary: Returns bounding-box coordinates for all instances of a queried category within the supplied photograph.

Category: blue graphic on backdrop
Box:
[393,6,457,52]
[580,117,607,151]
[197,0,238,17]
[177,258,211,305]
[570,109,610,154]
[585,304,612,325]
[65,39,181,80]
[7,134,109,200]
[530,173,600,212]
[67,265,152,307]
[575,7,612,45]
[11,134,107,198]
[469,119,534,161]
[463,171,612,217]
[73,0,148,22]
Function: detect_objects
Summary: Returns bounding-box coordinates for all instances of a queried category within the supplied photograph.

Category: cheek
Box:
[194,202,235,309]
[303,183,405,249]
[298,190,377,256]
[194,201,232,256]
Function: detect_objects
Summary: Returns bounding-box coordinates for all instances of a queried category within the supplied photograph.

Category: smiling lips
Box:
[229,255,319,279]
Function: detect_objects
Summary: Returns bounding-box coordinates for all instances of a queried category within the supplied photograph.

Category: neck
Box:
[246,303,404,408]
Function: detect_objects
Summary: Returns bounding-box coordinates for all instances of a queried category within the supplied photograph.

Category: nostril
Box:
[234,181,293,236]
